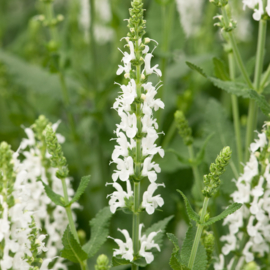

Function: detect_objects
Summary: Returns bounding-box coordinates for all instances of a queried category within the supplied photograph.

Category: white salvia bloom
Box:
[109,229,134,262]
[142,183,165,214]
[217,127,270,268]
[106,180,133,213]
[214,254,224,270]
[242,0,270,20]
[109,225,161,264]
[144,54,162,76]
[175,0,204,37]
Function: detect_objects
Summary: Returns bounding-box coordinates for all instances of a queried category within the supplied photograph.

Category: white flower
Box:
[109,229,134,262]
[250,132,267,152]
[20,128,35,149]
[220,234,237,255]
[142,156,161,182]
[243,241,254,262]
[144,54,162,77]
[106,180,133,213]
[214,254,224,270]
[112,157,134,182]
[36,234,48,253]
[139,224,161,264]
[142,183,165,214]
[242,0,270,20]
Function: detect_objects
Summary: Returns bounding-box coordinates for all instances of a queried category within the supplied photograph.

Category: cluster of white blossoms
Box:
[107,37,165,217]
[109,225,161,264]
[0,118,77,269]
[175,0,204,37]
[79,0,114,44]
[107,0,165,264]
[214,125,270,270]
[16,120,78,269]
[0,144,48,269]
[242,0,270,21]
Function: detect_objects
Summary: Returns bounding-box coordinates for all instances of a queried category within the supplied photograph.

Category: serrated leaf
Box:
[66,175,90,207]
[177,190,200,223]
[194,133,215,166]
[213,57,230,81]
[186,61,207,78]
[246,89,270,115]
[61,226,88,263]
[82,206,113,258]
[180,226,207,270]
[202,203,242,227]
[208,77,250,98]
[40,180,65,207]
[167,233,182,270]
[112,256,131,267]
[145,215,174,249]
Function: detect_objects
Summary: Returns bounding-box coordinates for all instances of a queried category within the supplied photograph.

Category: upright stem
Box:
[188,197,209,269]
[188,145,203,202]
[245,17,267,162]
[260,63,270,91]
[132,39,143,270]
[61,178,87,270]
[221,8,253,89]
[228,51,243,172]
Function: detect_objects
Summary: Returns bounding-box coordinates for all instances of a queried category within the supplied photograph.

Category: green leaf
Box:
[61,226,88,263]
[82,206,113,258]
[40,179,65,207]
[177,190,200,223]
[0,49,79,100]
[208,77,250,98]
[213,57,230,81]
[202,203,242,227]
[180,226,207,270]
[112,256,131,267]
[246,89,270,115]
[66,175,91,207]
[186,61,207,78]
[167,233,182,270]
[193,133,215,166]
[145,215,174,249]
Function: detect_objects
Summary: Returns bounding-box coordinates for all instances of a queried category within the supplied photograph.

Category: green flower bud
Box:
[209,0,228,7]
[174,110,193,146]
[243,262,260,270]
[95,254,110,270]
[202,146,231,197]
[45,125,69,179]
[201,231,215,269]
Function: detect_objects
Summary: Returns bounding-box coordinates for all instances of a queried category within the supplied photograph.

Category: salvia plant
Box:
[1,0,270,269]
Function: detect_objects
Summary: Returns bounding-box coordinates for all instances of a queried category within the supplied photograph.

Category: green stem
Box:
[260,63,270,92]
[228,51,243,172]
[188,197,209,269]
[188,145,203,201]
[132,39,142,270]
[61,179,87,270]
[221,7,253,89]
[162,120,176,149]
[245,17,267,162]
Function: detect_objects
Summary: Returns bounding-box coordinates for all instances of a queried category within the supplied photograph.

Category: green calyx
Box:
[202,146,232,197]
[95,254,110,270]
[45,124,69,179]
[201,231,215,268]
[127,0,146,40]
[33,115,50,142]
[0,142,14,183]
[209,0,228,7]
[174,110,193,146]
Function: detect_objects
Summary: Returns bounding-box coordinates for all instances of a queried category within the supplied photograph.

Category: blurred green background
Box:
[0,0,269,269]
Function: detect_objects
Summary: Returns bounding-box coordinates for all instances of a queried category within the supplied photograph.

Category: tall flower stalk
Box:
[107,0,165,268]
